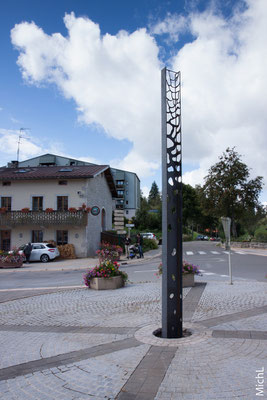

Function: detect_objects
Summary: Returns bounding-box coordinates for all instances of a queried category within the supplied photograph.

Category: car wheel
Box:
[40,254,50,263]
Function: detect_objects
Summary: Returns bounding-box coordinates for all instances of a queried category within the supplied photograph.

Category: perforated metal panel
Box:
[161,67,183,338]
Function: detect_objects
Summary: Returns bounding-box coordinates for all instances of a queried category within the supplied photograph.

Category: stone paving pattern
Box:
[0,278,266,399]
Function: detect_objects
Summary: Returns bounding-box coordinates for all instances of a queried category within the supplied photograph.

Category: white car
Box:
[141,232,156,240]
[19,243,60,263]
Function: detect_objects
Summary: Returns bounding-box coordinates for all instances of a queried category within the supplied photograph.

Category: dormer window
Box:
[58,180,68,185]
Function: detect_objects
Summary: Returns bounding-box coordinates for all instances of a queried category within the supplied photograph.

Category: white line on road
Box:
[0,285,84,292]
[186,251,194,255]
[198,251,206,255]
[134,269,158,273]
[211,251,220,254]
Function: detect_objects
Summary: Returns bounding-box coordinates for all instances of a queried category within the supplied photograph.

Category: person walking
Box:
[24,242,33,264]
[136,233,144,258]
[124,236,131,259]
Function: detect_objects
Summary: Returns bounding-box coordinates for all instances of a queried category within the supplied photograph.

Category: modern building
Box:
[19,154,140,219]
[0,162,116,257]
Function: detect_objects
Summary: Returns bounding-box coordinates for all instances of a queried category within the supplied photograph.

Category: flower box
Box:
[183,273,195,287]
[0,260,23,268]
[90,276,124,290]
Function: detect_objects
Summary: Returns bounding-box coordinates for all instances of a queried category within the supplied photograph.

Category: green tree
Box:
[148,181,161,208]
[182,183,202,231]
[200,147,263,237]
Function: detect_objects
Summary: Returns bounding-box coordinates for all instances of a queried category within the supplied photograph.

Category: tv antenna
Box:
[17,128,30,162]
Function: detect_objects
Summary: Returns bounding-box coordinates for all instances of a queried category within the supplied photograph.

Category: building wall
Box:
[0,178,87,210]
[19,155,141,218]
[85,173,113,256]
[0,175,113,257]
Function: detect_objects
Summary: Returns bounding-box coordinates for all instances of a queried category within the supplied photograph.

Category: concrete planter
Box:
[182,274,195,287]
[90,275,124,290]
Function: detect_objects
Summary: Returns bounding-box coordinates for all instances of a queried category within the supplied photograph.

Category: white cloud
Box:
[0,129,43,163]
[10,1,267,202]
[149,13,188,42]
[11,13,162,178]
[171,0,267,188]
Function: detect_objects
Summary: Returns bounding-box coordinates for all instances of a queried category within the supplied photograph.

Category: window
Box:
[57,196,68,211]
[1,197,11,211]
[32,230,43,242]
[126,210,129,214]
[32,244,45,249]
[58,180,68,185]
[57,230,68,245]
[32,197,43,211]
[126,201,128,205]
[116,180,124,187]
[2,182,11,186]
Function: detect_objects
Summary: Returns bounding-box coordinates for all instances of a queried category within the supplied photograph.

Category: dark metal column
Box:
[161,67,183,338]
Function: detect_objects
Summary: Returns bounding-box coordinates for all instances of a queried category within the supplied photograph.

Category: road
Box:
[0,242,266,302]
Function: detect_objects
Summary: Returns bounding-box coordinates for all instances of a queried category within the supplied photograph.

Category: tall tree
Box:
[148,181,161,208]
[200,147,263,236]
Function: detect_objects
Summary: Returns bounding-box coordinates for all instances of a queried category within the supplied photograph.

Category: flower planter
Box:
[182,274,195,287]
[90,276,124,290]
[0,261,23,268]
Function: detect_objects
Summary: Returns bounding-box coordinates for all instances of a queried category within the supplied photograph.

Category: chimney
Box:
[8,161,19,168]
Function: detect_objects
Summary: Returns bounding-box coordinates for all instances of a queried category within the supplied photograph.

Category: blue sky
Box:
[0,0,266,204]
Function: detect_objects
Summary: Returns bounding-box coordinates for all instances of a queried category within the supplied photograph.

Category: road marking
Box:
[234,251,246,254]
[186,251,194,255]
[198,251,206,255]
[134,269,158,273]
[211,251,220,254]
[0,285,84,292]
[203,272,216,275]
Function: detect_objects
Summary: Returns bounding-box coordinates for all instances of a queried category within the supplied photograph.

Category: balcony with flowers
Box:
[0,206,89,227]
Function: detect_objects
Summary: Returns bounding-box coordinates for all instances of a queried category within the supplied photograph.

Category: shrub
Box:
[83,260,128,287]
[156,261,201,276]
[96,242,123,261]
[182,234,193,242]
[142,238,158,252]
[254,226,267,242]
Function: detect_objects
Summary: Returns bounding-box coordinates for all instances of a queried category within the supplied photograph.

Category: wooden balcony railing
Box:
[0,210,88,227]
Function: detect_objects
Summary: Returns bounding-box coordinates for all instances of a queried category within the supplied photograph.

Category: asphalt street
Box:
[0,242,266,304]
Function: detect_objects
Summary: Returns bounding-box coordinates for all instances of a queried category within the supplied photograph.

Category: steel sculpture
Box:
[161,67,183,338]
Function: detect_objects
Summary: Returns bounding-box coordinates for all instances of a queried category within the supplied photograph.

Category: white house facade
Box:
[19,154,140,218]
[0,164,116,257]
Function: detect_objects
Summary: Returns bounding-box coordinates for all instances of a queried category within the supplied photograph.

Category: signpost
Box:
[125,223,134,237]
[221,217,233,285]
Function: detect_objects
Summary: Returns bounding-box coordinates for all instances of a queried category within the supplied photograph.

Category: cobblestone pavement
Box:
[0,278,266,399]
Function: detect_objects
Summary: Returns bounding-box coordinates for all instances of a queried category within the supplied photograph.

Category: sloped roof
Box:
[0,165,117,196]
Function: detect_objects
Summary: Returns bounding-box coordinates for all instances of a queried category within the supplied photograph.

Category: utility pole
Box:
[17,128,29,162]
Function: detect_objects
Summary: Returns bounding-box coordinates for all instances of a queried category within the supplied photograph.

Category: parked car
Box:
[196,235,204,240]
[210,237,220,241]
[18,243,60,263]
[196,235,209,241]
[141,232,156,240]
